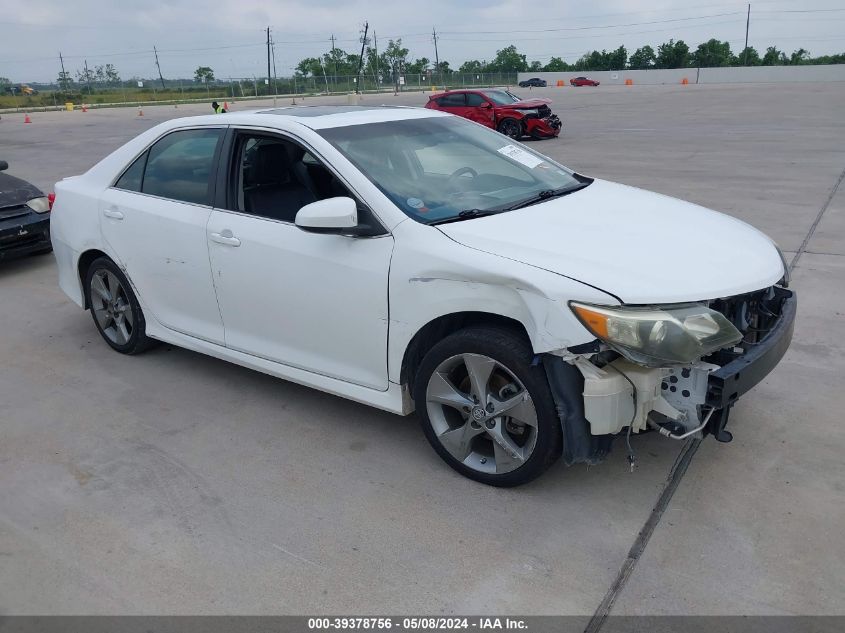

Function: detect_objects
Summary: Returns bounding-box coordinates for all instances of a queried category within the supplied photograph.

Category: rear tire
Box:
[414,327,562,487]
[84,257,152,355]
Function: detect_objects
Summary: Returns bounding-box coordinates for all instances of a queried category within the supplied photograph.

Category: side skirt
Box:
[144,321,412,416]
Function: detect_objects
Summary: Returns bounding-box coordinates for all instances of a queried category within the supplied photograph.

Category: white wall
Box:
[518,64,845,86]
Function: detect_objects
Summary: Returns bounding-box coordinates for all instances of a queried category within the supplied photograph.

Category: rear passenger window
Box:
[437,93,465,107]
[142,129,223,205]
[114,151,147,192]
[465,93,486,106]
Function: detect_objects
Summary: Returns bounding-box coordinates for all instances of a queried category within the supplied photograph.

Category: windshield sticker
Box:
[497,144,544,169]
[407,197,425,209]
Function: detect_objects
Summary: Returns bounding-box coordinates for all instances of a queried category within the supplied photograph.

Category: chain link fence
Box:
[1,73,520,111]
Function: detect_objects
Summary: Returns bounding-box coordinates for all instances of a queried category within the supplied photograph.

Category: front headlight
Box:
[26,197,51,213]
[570,302,743,366]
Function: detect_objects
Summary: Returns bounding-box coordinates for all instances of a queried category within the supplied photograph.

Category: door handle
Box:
[210,231,241,247]
[103,208,124,220]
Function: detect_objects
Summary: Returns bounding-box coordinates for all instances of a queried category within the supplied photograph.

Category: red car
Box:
[425,89,561,140]
[570,76,600,87]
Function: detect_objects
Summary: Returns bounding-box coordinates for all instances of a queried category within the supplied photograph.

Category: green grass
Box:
[0,89,240,109]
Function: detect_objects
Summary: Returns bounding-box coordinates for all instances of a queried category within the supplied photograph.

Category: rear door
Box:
[99,127,226,344]
[437,92,467,116]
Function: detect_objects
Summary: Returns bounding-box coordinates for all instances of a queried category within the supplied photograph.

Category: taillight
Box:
[48,192,56,210]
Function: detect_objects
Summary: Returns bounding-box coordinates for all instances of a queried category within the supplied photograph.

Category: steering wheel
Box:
[447,167,479,187]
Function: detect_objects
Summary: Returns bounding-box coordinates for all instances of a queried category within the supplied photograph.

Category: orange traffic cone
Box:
[137,106,144,117]
[223,101,229,110]
[82,103,88,112]
[24,113,32,123]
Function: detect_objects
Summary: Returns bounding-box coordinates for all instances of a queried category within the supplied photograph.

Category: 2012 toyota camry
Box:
[51,106,795,486]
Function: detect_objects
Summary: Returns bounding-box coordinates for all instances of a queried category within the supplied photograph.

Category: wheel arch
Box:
[399,311,532,392]
[77,248,111,309]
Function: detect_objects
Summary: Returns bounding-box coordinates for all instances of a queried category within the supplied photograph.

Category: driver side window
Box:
[465,93,487,107]
[231,133,354,223]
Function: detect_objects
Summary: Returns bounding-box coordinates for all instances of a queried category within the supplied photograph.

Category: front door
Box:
[464,92,496,128]
[206,130,394,390]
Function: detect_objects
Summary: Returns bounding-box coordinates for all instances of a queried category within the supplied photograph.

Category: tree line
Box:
[294,38,845,79]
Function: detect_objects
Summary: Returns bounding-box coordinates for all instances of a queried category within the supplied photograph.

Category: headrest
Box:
[253,143,292,184]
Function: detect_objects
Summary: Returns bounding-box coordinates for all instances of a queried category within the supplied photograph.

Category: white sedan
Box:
[51,105,795,486]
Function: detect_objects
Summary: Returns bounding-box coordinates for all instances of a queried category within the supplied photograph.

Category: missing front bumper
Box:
[703,287,796,441]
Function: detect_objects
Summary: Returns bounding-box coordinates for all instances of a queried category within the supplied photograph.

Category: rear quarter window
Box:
[114,151,148,192]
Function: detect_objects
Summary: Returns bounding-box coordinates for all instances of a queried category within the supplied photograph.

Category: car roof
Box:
[430,88,510,97]
[159,105,448,131]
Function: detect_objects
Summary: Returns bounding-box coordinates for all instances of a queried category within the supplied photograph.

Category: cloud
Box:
[1,0,842,81]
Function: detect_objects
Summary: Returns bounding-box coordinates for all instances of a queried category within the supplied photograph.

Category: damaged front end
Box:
[510,102,562,138]
[543,285,796,466]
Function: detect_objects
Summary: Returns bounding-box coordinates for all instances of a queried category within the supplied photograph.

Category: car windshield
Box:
[318,116,585,224]
[484,90,521,105]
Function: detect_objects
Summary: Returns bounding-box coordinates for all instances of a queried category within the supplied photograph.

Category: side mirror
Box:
[481,102,492,109]
[295,197,358,234]
[0,160,8,172]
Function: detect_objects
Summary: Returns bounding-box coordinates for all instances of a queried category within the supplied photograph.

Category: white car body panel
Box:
[100,187,225,344]
[142,321,411,414]
[206,209,394,390]
[438,179,784,305]
[51,107,785,417]
[385,219,616,384]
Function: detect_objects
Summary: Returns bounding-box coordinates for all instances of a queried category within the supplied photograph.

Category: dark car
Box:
[0,161,53,260]
[570,76,600,87]
[518,77,547,88]
[425,89,561,139]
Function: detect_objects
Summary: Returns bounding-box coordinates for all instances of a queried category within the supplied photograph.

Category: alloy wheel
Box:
[90,269,134,346]
[499,120,521,139]
[425,353,538,475]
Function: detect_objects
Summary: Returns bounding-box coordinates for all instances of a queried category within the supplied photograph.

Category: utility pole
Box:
[266,27,271,94]
[153,46,165,90]
[743,4,751,66]
[59,52,68,93]
[330,34,338,75]
[84,59,92,94]
[355,21,369,94]
[271,34,279,105]
[373,31,380,89]
[432,26,440,83]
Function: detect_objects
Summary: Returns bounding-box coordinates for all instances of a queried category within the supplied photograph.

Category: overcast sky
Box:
[2,0,844,82]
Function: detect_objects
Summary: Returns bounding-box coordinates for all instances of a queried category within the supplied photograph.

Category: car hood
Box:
[437,179,785,304]
[503,99,551,108]
[0,172,43,210]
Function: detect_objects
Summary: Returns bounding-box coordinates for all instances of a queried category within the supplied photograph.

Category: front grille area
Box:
[0,205,30,221]
[537,104,551,117]
[706,285,790,365]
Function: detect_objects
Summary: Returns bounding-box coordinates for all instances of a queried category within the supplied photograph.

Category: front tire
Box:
[497,118,523,140]
[414,327,562,487]
[84,257,152,355]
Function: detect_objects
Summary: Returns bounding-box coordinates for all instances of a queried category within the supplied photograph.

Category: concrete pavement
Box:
[0,83,843,617]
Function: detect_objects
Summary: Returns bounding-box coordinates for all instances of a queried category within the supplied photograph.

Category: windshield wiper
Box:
[502,182,591,211]
[429,208,501,225]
